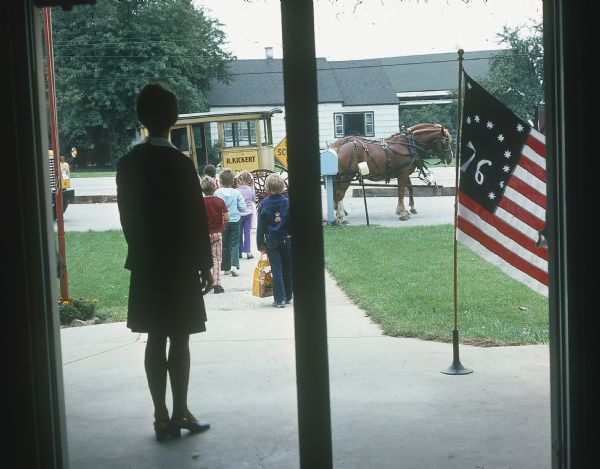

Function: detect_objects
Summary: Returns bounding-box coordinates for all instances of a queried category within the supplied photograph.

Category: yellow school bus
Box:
[141,109,283,174]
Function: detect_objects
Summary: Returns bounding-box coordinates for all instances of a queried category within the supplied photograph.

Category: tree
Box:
[399,101,458,139]
[482,21,544,128]
[51,0,233,167]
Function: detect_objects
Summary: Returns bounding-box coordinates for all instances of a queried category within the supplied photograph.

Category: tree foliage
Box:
[400,101,458,139]
[51,0,233,167]
[481,21,544,127]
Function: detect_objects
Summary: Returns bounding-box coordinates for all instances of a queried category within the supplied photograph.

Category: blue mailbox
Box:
[320,149,338,223]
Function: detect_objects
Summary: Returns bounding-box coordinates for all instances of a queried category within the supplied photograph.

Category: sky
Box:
[195,0,543,61]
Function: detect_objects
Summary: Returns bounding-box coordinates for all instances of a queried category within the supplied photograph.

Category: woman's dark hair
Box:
[136,83,178,134]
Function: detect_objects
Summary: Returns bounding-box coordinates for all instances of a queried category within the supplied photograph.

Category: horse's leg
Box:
[396,174,410,221]
[333,181,350,224]
[408,179,417,214]
[333,199,348,224]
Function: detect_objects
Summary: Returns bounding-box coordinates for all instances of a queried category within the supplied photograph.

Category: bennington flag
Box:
[457,73,548,296]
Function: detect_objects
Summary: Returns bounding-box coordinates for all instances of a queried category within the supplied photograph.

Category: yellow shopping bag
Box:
[252,253,273,298]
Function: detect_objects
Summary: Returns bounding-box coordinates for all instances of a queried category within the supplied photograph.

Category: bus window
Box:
[223,122,234,148]
[192,126,203,148]
[236,121,250,146]
[223,121,257,148]
[170,127,189,152]
[248,121,256,145]
[192,123,207,172]
[261,118,270,145]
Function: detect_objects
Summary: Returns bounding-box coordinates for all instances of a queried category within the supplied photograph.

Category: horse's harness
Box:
[341,128,445,183]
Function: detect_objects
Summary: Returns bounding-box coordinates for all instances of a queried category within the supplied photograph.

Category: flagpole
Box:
[44,7,69,301]
[442,49,472,375]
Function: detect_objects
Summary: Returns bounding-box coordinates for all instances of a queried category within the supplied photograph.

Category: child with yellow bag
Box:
[252,253,273,298]
[255,174,292,308]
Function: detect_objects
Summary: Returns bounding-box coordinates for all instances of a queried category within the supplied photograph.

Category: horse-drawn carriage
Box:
[142,112,453,222]
[141,109,288,200]
[326,123,454,223]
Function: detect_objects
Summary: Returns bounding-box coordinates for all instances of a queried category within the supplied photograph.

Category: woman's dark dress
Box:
[116,141,213,335]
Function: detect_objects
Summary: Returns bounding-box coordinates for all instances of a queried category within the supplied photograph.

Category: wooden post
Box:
[280,1,333,467]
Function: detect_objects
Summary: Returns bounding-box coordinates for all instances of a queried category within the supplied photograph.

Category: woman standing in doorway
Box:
[117,83,213,441]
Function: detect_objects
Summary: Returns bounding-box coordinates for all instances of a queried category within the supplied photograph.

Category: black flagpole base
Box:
[441,329,473,375]
[442,360,473,375]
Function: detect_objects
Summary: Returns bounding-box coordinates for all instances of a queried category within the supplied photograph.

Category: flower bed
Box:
[58,296,101,326]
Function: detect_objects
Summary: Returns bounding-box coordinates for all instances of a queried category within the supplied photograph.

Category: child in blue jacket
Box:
[256,174,292,308]
[215,168,246,276]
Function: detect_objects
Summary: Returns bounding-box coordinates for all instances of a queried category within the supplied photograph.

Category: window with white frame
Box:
[223,121,256,148]
[334,114,344,136]
[333,111,375,138]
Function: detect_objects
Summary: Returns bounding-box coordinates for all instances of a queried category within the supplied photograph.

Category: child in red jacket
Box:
[201,176,229,293]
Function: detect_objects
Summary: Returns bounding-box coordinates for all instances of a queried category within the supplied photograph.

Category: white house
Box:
[205,55,400,150]
[205,50,498,145]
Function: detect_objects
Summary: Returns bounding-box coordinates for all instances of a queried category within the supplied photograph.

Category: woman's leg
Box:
[167,334,191,419]
[145,333,169,422]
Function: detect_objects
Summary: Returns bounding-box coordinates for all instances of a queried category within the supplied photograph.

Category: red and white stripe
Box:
[457,129,548,296]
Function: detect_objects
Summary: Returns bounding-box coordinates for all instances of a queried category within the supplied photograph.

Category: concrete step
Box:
[74,195,117,204]
[352,185,455,197]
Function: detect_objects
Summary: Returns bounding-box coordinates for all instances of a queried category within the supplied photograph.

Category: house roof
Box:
[205,50,500,107]
[325,59,399,105]
[206,57,398,107]
[206,58,286,107]
[380,50,499,93]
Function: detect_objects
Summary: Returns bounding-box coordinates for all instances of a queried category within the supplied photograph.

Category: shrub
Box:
[58,296,99,325]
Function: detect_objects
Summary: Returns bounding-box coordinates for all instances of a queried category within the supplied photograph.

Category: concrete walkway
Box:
[61,261,551,469]
[60,172,550,468]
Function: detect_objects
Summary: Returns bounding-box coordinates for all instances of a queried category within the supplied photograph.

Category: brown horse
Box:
[328,123,453,223]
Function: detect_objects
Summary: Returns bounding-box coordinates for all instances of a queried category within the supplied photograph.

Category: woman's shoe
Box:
[246,253,254,259]
[153,420,171,442]
[170,416,211,438]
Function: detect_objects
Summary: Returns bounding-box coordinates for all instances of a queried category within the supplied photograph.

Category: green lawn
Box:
[63,230,129,323]
[71,169,116,178]
[63,225,549,345]
[323,225,548,346]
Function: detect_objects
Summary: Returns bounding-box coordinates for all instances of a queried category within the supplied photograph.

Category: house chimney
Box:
[265,47,273,59]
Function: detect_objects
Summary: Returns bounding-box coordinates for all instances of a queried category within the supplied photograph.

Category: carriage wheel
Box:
[251,168,289,202]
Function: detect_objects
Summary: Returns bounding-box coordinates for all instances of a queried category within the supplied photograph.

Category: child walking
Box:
[236,170,256,260]
[214,168,246,277]
[201,176,228,293]
[203,164,219,188]
[256,173,292,308]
